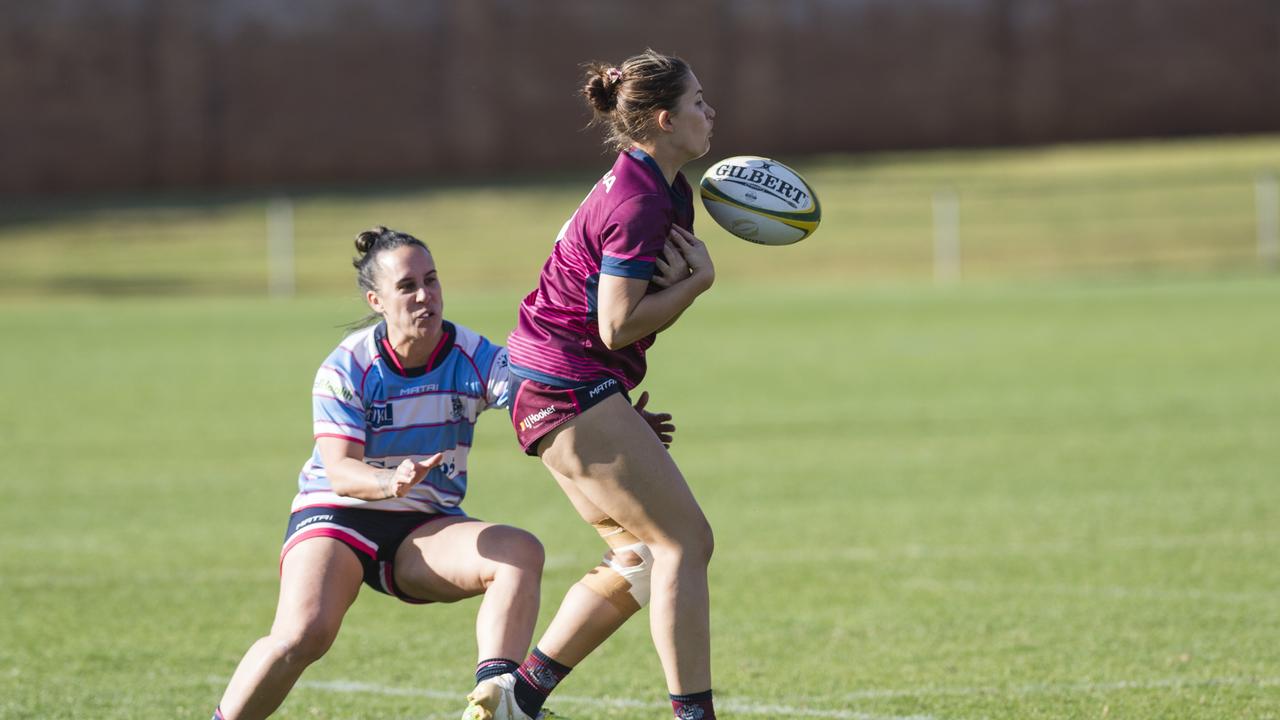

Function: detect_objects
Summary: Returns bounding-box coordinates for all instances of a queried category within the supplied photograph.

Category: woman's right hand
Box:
[380,453,444,498]
[668,225,715,291]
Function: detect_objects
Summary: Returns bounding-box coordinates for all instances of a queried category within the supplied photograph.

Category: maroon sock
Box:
[670,689,715,720]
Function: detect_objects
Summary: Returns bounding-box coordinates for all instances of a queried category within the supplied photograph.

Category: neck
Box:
[633,142,685,185]
[384,325,442,369]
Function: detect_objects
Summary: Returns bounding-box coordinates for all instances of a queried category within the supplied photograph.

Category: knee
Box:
[497,527,545,575]
[653,519,714,567]
[273,622,339,666]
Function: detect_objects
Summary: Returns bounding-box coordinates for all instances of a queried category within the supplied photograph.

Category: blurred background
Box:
[2,0,1279,291]
[3,3,1280,719]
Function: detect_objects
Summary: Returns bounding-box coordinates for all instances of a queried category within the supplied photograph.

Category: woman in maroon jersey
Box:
[462,50,720,720]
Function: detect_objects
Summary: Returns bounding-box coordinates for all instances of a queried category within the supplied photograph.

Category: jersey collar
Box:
[374,320,456,377]
[627,148,687,204]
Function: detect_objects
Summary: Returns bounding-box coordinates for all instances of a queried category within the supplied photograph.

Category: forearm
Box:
[601,275,710,349]
[326,457,398,500]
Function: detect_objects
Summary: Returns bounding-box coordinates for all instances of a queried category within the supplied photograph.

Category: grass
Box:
[1,136,1279,719]
[2,134,1280,296]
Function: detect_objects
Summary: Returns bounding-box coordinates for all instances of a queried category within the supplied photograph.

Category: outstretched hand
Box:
[633,391,676,448]
[385,452,445,498]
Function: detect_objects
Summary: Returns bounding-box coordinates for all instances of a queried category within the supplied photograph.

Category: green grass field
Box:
[2,136,1279,719]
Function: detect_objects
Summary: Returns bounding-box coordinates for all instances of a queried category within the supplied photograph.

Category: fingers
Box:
[634,390,650,412]
[416,452,445,469]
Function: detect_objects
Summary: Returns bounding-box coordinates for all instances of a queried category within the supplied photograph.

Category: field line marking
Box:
[295,678,939,720]
[842,675,1280,700]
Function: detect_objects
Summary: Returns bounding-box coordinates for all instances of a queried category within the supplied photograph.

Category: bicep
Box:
[315,435,365,469]
[597,274,650,329]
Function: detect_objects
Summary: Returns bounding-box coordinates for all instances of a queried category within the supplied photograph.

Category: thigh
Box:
[272,537,363,638]
[393,516,538,602]
[539,393,708,547]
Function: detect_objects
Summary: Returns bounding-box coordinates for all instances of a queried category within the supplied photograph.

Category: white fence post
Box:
[1257,173,1279,272]
[933,188,961,283]
[267,197,296,297]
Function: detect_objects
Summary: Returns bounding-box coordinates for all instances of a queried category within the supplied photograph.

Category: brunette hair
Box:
[582,49,692,151]
[352,225,430,293]
[347,226,431,329]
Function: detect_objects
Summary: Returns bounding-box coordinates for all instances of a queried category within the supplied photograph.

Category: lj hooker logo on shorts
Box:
[519,405,556,432]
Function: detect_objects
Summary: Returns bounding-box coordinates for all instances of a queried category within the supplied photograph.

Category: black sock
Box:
[513,647,572,717]
[671,689,715,720]
[475,657,520,684]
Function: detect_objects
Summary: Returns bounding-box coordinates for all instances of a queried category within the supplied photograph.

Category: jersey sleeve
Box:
[472,340,514,410]
[599,195,670,281]
[312,356,366,444]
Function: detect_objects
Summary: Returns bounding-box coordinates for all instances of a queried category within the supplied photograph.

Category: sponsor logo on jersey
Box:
[367,403,394,429]
[588,378,618,398]
[314,378,354,402]
[398,384,439,396]
[450,396,465,421]
[519,405,556,431]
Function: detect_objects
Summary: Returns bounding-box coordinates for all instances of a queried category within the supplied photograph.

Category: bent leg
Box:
[537,393,714,694]
[535,473,648,666]
[394,516,543,662]
[216,539,362,720]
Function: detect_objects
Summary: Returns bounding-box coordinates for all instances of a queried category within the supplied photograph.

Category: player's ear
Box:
[655,108,673,133]
[366,288,384,315]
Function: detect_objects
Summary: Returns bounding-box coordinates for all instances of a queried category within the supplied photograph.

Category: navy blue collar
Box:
[374,320,456,377]
[627,148,685,204]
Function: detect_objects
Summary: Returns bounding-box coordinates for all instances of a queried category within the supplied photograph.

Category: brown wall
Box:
[2,0,1278,195]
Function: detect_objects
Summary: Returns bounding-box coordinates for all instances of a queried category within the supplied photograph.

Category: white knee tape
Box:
[606,541,653,608]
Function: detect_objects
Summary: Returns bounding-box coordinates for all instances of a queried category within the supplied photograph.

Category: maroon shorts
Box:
[510,376,629,455]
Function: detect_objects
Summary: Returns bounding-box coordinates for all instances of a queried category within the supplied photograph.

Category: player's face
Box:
[667,72,715,161]
[368,245,443,343]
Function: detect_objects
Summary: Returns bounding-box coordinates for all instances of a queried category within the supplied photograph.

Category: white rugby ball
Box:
[699,156,821,245]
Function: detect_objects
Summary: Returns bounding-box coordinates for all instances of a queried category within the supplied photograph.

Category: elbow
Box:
[598,323,630,351]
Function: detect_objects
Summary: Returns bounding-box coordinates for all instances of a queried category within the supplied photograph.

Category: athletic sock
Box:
[670,689,716,720]
[475,657,519,684]
[513,647,572,717]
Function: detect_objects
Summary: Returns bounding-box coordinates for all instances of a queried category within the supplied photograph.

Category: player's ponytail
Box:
[582,49,691,152]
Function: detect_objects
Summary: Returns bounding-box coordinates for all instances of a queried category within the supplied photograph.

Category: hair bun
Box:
[354,226,388,255]
[583,63,621,114]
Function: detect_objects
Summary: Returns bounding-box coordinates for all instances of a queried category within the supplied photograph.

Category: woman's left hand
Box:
[633,390,675,447]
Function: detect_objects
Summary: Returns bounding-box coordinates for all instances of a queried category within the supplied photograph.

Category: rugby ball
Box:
[699,156,821,245]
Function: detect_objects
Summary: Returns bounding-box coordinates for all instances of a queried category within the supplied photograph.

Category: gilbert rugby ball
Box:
[699,156,821,245]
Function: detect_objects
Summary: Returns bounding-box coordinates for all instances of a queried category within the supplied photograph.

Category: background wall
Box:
[3,0,1278,194]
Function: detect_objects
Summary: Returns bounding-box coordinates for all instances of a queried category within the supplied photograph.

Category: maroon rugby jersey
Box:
[508,149,694,390]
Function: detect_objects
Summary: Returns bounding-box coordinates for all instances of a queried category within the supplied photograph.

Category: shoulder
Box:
[323,325,378,373]
[449,322,493,357]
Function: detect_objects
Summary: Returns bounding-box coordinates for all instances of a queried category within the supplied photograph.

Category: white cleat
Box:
[459,672,564,720]
[460,673,526,720]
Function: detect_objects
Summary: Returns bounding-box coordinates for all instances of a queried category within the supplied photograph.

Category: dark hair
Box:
[582,49,692,152]
[352,225,430,292]
[347,226,431,329]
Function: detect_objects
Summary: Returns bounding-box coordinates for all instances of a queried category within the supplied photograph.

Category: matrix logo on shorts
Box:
[519,405,556,431]
[367,403,394,429]
[588,378,617,398]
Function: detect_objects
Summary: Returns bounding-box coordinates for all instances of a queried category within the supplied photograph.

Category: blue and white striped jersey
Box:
[296,320,512,514]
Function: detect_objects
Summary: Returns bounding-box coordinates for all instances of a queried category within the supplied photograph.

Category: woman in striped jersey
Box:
[212,227,560,720]
[462,50,721,720]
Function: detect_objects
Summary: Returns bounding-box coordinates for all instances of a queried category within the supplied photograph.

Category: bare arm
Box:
[315,436,443,501]
[597,226,714,350]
